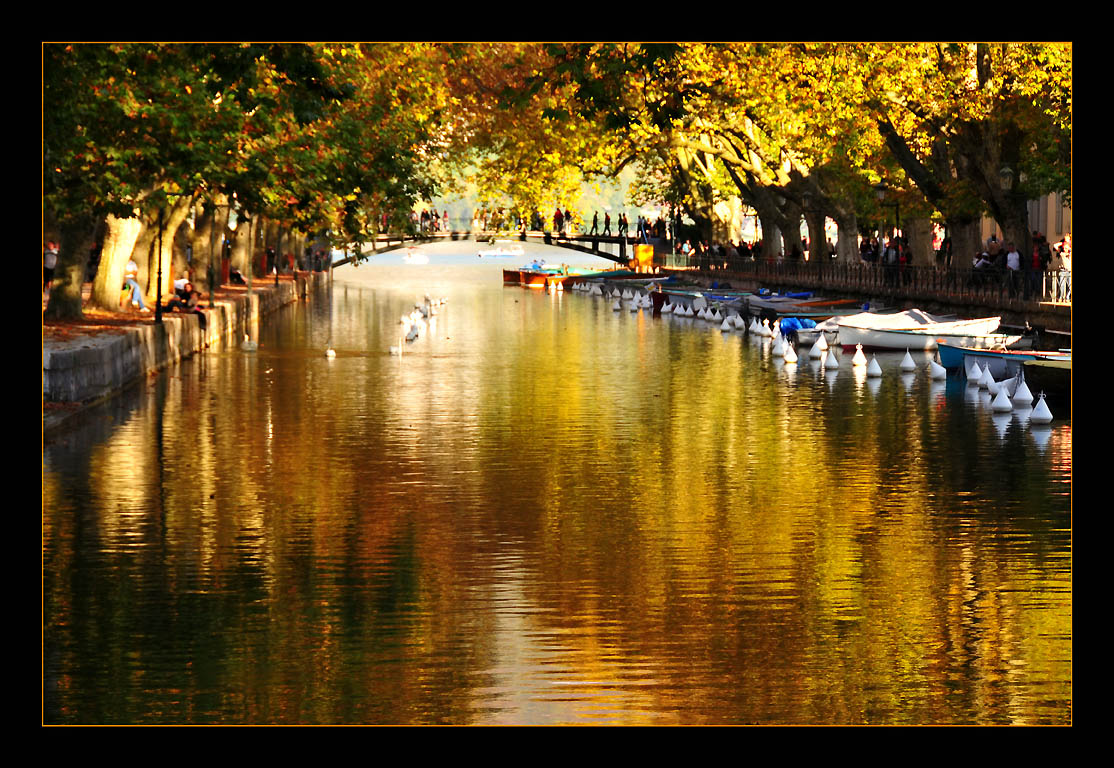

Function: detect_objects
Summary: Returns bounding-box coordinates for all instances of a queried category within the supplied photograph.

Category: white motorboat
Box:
[836,309,1004,351]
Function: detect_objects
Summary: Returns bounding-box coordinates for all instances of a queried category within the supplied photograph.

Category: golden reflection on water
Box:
[43,255,1071,725]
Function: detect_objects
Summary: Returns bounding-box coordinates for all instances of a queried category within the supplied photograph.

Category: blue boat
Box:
[937,341,1070,378]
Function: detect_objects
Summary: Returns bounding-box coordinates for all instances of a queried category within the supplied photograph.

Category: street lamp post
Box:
[156,207,165,324]
[874,183,900,240]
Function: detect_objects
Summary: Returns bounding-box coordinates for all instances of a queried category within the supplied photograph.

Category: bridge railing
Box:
[660,255,1072,308]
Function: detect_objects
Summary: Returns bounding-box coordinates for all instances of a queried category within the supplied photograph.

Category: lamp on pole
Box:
[874,183,900,240]
[156,207,165,324]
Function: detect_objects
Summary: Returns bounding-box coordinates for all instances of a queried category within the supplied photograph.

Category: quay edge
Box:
[43,271,329,437]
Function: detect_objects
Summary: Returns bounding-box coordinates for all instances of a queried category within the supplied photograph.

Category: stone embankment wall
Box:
[43,273,324,422]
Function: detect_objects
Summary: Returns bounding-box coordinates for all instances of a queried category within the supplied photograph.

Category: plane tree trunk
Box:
[90,213,143,311]
[43,214,98,321]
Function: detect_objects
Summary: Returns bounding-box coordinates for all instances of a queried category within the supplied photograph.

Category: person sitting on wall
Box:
[229,265,247,284]
[164,282,208,331]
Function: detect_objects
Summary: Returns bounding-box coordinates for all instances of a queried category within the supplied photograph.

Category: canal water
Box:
[42,242,1072,725]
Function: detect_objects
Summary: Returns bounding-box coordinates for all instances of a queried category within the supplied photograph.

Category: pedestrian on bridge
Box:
[590,211,599,236]
[603,212,612,236]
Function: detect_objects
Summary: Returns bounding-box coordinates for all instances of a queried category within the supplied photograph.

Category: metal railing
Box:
[657,254,1072,308]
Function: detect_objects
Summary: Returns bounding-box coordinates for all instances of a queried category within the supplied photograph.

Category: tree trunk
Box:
[778,202,803,258]
[834,212,859,263]
[757,212,781,258]
[128,212,158,293]
[191,202,214,294]
[229,213,253,276]
[146,197,193,304]
[43,215,98,321]
[905,217,934,268]
[91,213,143,311]
[948,217,983,267]
[804,209,827,261]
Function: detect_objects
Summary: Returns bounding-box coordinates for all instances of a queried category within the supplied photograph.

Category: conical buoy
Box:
[852,344,867,367]
[1030,392,1054,423]
[867,355,882,377]
[612,300,622,311]
[773,336,785,356]
[978,365,995,390]
[825,349,840,369]
[1012,372,1034,408]
[900,349,916,371]
[784,344,798,363]
[720,318,733,332]
[991,386,1013,412]
[929,359,947,380]
[815,333,829,351]
[662,302,673,314]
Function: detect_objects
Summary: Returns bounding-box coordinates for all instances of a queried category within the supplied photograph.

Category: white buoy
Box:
[824,349,840,369]
[773,336,785,356]
[900,349,916,372]
[815,333,829,352]
[241,333,257,352]
[720,318,733,332]
[852,344,867,367]
[867,355,882,377]
[978,365,995,390]
[760,319,772,337]
[929,359,947,380]
[784,343,798,363]
[661,302,673,314]
[965,358,982,382]
[992,386,1013,412]
[1030,393,1054,424]
[1011,372,1034,409]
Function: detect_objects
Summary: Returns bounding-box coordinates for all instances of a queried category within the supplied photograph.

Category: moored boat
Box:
[837,310,1003,351]
[937,342,1070,377]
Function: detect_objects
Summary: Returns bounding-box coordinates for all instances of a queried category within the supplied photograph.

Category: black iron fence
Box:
[658,253,1072,308]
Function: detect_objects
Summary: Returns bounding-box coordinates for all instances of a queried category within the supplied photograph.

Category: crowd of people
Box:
[967,231,1071,299]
